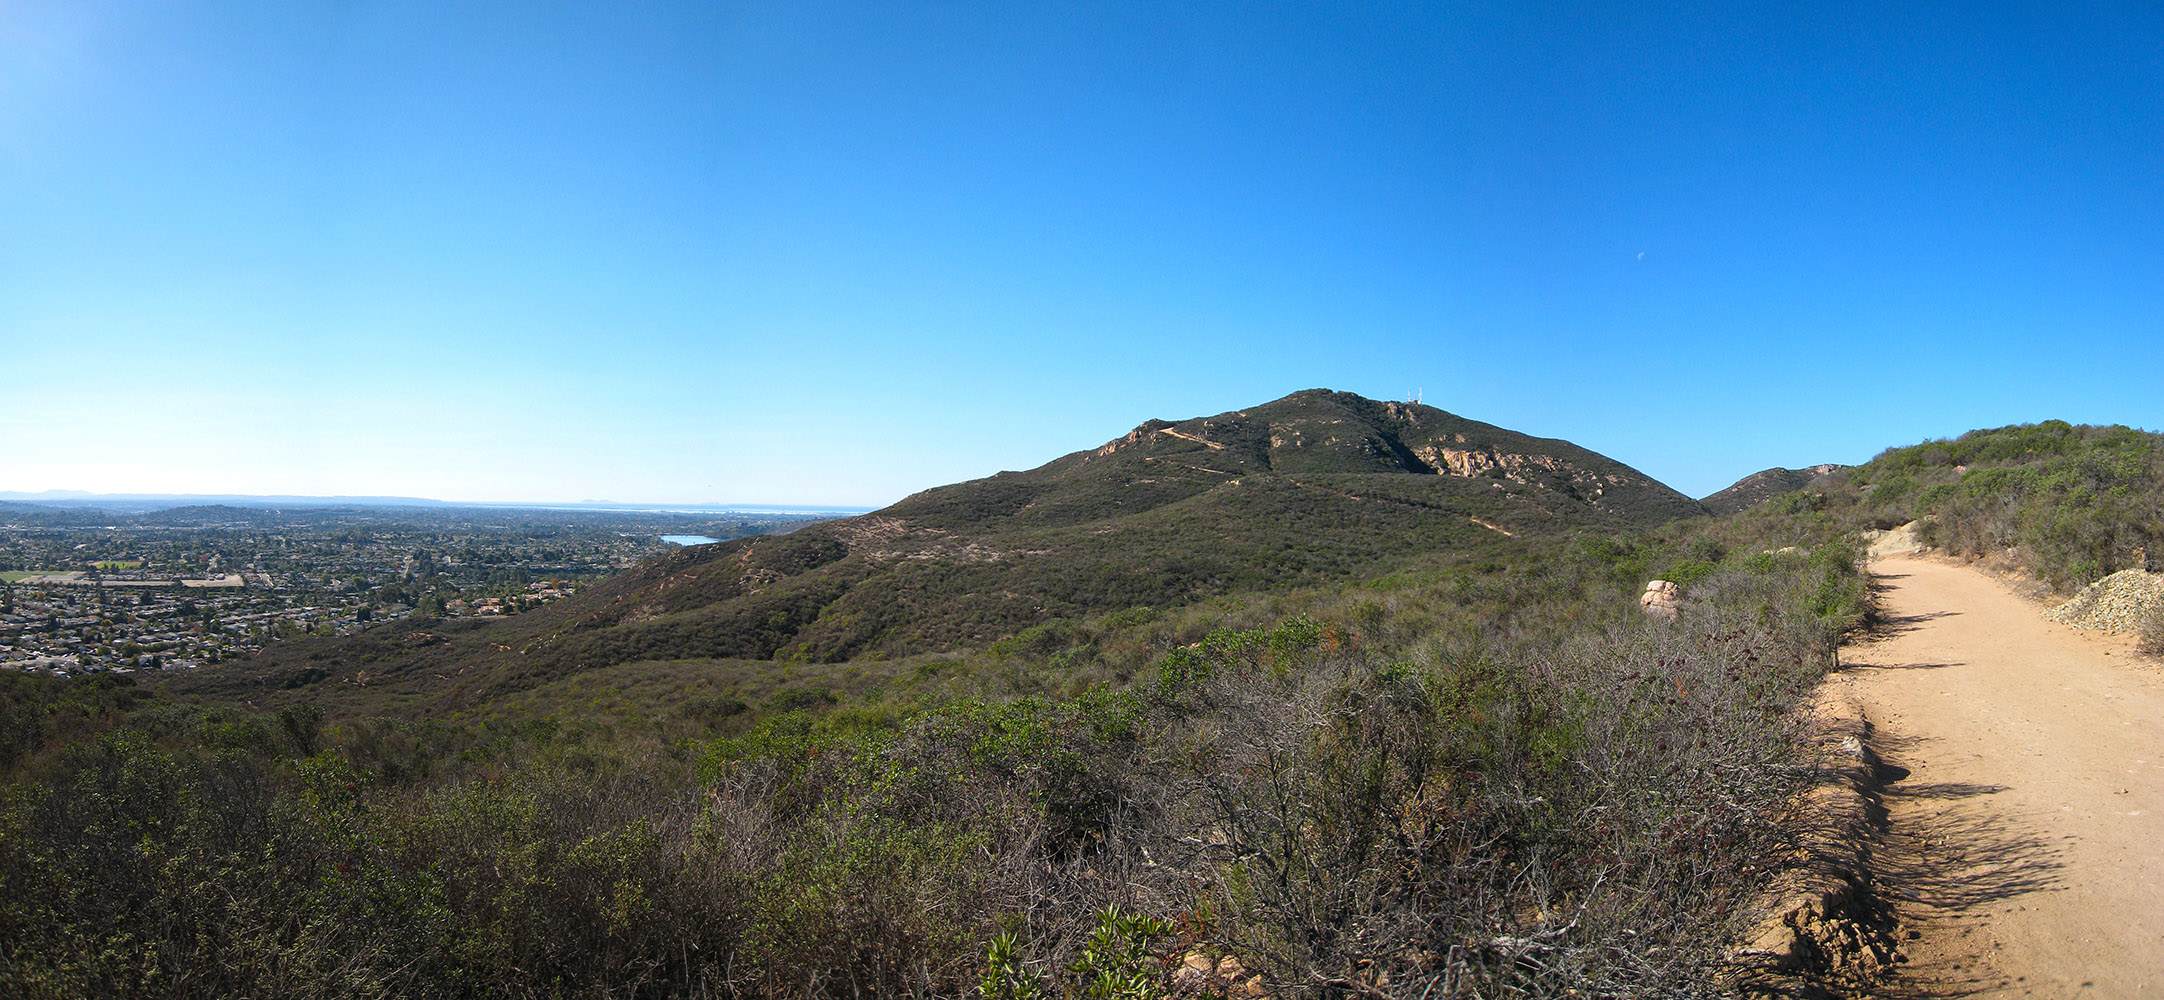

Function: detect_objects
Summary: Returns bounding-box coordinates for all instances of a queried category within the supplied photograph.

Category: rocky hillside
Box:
[1702,464,1849,515]
[182,389,1707,712]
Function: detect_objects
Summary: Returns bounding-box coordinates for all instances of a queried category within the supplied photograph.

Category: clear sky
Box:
[4,2,2159,507]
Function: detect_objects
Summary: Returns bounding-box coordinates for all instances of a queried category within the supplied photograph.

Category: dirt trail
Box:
[1828,553,2164,995]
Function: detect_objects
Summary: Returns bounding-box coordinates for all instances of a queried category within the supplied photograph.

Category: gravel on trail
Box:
[2043,566,2164,632]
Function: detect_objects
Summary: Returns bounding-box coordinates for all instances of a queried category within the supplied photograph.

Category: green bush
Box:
[2140,602,2164,659]
[1859,422,2164,590]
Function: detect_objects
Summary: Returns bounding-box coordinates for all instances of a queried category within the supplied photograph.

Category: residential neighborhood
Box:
[0,502,827,676]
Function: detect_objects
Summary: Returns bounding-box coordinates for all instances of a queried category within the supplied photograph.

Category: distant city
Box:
[0,491,872,516]
[0,496,854,677]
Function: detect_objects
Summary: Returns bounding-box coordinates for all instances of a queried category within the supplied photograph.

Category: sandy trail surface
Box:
[1827,554,2164,995]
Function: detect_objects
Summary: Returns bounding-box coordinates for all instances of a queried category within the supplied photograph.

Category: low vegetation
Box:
[1822,421,2164,591]
[1,506,1871,998]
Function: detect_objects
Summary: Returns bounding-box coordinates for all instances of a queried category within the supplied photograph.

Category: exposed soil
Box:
[1828,553,2164,995]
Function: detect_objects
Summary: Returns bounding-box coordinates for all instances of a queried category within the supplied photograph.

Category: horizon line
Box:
[0,489,878,513]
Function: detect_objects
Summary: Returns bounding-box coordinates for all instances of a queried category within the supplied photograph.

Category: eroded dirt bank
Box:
[1829,553,2164,995]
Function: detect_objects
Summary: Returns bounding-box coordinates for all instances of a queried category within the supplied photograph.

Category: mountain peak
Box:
[1045,389,1703,521]
[206,389,1707,708]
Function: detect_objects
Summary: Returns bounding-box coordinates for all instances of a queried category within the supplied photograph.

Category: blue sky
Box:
[3,2,2159,506]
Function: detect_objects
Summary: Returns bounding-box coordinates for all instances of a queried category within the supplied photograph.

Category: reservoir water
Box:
[660,534,722,546]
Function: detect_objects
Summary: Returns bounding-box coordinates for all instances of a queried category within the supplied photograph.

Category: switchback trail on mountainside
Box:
[1825,553,2164,995]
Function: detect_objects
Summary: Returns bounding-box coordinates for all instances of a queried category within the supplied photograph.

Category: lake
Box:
[659,534,722,546]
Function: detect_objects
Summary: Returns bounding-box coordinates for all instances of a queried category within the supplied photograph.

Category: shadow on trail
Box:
[1860,733,2068,999]
[1843,601,1963,669]
[1844,659,1965,672]
[1861,608,1963,641]
[1888,782,2009,801]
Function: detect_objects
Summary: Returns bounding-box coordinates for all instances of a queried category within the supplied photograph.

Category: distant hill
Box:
[178,389,1706,712]
[1701,464,1849,515]
[0,502,118,527]
[0,492,873,518]
[0,492,455,513]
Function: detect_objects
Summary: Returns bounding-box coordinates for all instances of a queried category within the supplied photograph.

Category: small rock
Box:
[1174,952,1215,988]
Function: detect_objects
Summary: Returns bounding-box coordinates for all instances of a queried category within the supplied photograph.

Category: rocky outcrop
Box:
[1413,444,1582,481]
[1640,579,1680,618]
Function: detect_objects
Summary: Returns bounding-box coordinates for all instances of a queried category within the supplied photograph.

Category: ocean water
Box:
[659,534,722,546]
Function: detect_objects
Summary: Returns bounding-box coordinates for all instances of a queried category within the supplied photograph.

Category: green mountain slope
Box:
[178,389,1706,711]
[1701,463,1849,515]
